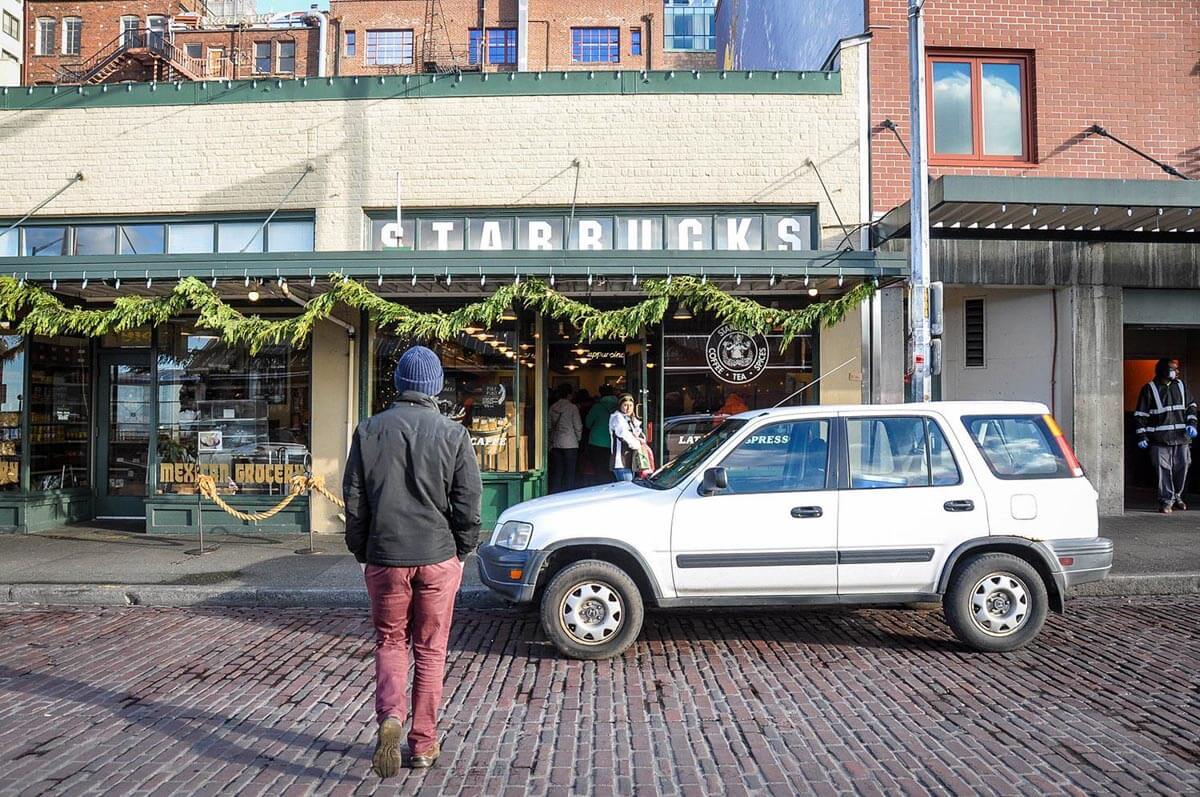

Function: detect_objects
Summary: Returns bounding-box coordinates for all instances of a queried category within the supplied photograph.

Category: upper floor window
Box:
[277,40,296,73]
[2,11,20,42]
[254,42,271,73]
[928,51,1033,164]
[0,219,315,258]
[35,18,56,56]
[468,28,516,65]
[630,27,642,56]
[62,17,82,56]
[120,16,139,47]
[571,27,618,63]
[664,0,716,52]
[366,29,413,66]
[345,30,356,57]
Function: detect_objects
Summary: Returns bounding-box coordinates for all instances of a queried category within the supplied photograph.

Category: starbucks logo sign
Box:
[706,325,769,384]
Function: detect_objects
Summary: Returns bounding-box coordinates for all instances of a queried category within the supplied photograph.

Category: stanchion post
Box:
[185,480,219,556]
[295,470,321,555]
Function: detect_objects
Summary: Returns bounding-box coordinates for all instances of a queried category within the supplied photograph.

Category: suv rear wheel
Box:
[540,560,644,660]
[944,552,1048,652]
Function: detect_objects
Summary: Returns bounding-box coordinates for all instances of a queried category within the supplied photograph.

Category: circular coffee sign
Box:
[705,325,769,384]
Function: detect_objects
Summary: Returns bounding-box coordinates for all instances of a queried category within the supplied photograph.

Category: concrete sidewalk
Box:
[0,513,1196,608]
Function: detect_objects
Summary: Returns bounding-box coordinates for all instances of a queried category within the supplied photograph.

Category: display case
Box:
[28,337,91,491]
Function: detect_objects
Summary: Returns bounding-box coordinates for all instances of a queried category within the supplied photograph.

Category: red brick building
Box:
[867,0,1200,214]
[328,0,715,76]
[22,1,323,83]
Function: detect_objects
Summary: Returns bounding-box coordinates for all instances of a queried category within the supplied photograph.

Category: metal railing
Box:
[58,27,207,83]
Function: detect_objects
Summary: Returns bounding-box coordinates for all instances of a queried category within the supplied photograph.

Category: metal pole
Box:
[907,0,931,402]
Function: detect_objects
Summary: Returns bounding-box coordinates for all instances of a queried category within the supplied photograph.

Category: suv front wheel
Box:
[540,560,645,660]
[944,553,1048,652]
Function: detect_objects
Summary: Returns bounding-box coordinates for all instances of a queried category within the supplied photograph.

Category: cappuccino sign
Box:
[706,325,769,384]
[371,209,814,252]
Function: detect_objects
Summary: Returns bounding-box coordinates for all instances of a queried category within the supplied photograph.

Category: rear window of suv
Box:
[962,415,1070,479]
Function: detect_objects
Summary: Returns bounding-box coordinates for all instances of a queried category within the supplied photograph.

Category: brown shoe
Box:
[372,717,403,778]
[409,742,441,769]
[1160,504,1174,514]
[1174,499,1187,511]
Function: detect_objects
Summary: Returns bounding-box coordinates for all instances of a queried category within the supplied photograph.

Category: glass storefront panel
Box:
[156,323,311,496]
[0,336,25,491]
[29,336,91,490]
[74,225,118,255]
[371,315,538,473]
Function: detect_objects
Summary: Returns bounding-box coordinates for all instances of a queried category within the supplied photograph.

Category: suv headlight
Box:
[493,520,533,551]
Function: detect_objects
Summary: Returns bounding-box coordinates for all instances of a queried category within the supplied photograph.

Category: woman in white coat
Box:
[608,393,647,482]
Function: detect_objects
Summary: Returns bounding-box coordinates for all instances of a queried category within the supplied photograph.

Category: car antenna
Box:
[772,357,857,408]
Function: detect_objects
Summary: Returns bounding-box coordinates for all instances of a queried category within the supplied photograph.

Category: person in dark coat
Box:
[1134,358,1198,513]
[344,345,482,775]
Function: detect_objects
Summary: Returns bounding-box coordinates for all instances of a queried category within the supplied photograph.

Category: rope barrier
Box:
[195,472,345,524]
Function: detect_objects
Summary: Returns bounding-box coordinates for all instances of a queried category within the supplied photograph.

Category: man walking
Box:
[344,345,482,776]
[1134,358,1198,514]
[548,384,582,492]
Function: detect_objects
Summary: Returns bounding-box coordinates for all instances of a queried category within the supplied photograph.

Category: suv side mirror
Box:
[699,467,728,496]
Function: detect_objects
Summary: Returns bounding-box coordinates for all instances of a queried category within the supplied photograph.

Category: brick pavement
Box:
[0,597,1196,796]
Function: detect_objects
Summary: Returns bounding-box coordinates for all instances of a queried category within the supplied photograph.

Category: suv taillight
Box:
[1043,414,1084,477]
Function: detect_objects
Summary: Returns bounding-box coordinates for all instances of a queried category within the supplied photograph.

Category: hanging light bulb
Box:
[82,273,89,290]
[114,277,121,291]
[310,273,317,287]
[500,306,518,321]
[672,304,693,321]
[248,286,260,302]
[808,286,819,297]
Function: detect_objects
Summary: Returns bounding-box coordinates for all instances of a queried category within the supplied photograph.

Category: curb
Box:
[1,584,505,609]
[3,573,1197,610]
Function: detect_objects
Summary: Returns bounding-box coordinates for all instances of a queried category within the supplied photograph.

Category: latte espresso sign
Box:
[706,325,769,384]
[371,210,815,252]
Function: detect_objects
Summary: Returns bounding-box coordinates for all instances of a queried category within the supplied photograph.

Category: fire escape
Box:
[58,28,211,84]
[419,0,477,74]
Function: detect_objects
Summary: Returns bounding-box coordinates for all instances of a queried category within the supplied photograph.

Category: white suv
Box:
[478,402,1114,660]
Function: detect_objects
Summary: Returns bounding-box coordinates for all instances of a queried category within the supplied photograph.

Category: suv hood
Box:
[499,482,647,521]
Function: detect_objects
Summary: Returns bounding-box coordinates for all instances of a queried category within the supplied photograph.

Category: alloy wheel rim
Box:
[559,581,624,645]
[969,571,1030,637]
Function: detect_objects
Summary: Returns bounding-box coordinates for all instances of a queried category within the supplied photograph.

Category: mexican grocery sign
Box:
[373,210,815,252]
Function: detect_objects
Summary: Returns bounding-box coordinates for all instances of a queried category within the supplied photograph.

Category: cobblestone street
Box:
[0,597,1196,796]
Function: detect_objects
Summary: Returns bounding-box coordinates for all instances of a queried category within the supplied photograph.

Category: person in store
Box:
[548,384,582,493]
[583,384,619,485]
[343,345,482,775]
[1134,357,1198,514]
[609,393,649,482]
[718,391,749,416]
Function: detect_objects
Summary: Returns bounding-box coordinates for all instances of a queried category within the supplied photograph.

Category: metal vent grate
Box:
[964,298,985,367]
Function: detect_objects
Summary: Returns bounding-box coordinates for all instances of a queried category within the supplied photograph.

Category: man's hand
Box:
[1188,426,1198,439]
[1138,439,1150,450]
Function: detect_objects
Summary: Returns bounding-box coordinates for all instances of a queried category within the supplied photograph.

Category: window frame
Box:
[61,16,82,56]
[713,417,836,495]
[630,27,642,56]
[663,0,717,52]
[467,27,517,66]
[843,415,963,491]
[961,414,1071,481]
[365,29,414,66]
[3,11,21,42]
[35,18,56,56]
[276,39,296,74]
[570,27,620,64]
[253,41,272,74]
[344,30,356,57]
[926,49,1035,166]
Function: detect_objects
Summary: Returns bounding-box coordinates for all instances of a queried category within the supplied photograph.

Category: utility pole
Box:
[907,0,931,402]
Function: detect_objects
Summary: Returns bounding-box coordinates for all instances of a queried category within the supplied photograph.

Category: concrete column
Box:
[871,285,906,404]
[1069,285,1124,516]
[309,313,357,534]
[819,308,864,404]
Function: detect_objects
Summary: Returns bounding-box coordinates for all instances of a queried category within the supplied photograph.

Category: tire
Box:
[539,560,645,660]
[943,552,1048,653]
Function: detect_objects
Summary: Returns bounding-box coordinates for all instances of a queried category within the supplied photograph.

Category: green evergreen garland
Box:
[0,272,875,353]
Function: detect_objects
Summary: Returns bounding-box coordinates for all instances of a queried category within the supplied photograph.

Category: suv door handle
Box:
[944,500,975,512]
[791,506,823,519]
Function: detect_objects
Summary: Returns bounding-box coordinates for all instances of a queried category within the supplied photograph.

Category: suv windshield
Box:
[642,419,747,490]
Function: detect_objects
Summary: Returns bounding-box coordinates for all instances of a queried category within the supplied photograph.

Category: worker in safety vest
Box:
[1134,358,1198,514]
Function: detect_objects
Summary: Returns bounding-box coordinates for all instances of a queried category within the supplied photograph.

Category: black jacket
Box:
[343,391,483,566]
[1134,378,1198,447]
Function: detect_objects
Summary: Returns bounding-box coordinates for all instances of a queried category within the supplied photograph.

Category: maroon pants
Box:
[364,557,463,753]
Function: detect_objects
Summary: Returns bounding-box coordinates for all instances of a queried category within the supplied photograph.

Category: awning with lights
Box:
[875,176,1200,243]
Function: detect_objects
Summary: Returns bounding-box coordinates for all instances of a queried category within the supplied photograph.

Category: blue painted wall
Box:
[716,0,864,71]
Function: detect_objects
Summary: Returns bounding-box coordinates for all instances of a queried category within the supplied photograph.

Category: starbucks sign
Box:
[706,325,769,384]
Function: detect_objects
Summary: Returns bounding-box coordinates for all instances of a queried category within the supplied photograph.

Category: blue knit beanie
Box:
[394,345,444,397]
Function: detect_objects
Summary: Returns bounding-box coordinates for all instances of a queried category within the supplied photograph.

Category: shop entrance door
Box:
[95,353,153,518]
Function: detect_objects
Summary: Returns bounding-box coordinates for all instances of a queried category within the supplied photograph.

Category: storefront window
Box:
[156,323,311,496]
[29,336,91,490]
[0,336,25,491]
[661,314,814,461]
[371,316,538,473]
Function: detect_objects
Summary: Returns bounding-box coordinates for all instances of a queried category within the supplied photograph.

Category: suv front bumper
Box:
[1045,537,1114,588]
[476,544,547,603]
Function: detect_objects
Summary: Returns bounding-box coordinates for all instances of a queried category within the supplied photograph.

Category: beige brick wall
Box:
[0,43,864,249]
